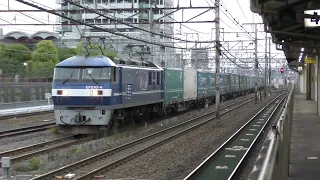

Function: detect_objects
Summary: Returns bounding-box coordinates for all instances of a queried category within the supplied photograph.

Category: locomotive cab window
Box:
[82,67,111,81]
[53,67,80,82]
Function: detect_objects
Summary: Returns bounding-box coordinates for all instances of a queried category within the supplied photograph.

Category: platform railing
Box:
[248,85,294,180]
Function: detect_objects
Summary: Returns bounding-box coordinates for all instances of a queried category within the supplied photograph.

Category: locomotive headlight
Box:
[57,90,68,96]
[90,90,103,96]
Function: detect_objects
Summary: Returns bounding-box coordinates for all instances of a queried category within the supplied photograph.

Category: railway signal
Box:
[280,67,284,73]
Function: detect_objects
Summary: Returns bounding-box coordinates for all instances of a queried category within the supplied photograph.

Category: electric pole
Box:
[264,33,267,98]
[254,24,258,103]
[215,0,221,125]
[243,23,263,104]
[269,37,272,94]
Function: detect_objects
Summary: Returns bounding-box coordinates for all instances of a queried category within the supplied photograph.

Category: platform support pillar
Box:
[306,63,312,100]
[317,56,320,115]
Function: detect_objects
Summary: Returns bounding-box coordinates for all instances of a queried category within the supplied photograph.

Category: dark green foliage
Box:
[0,40,118,78]
[29,40,59,77]
[57,47,77,61]
[0,43,31,76]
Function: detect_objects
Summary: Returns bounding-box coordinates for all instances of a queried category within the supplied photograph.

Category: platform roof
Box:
[250,0,320,73]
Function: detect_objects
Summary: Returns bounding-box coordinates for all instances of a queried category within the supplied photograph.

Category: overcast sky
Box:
[0,0,286,68]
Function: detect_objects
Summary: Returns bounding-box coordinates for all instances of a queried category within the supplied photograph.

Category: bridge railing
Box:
[249,85,294,180]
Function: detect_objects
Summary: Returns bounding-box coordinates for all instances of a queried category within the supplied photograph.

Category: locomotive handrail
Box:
[248,84,295,180]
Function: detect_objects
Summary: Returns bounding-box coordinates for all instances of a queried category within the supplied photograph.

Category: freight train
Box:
[52,55,265,135]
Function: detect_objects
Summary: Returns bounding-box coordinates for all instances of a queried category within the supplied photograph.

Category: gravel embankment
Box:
[0,113,54,132]
[10,93,255,177]
[98,93,282,179]
[0,129,64,152]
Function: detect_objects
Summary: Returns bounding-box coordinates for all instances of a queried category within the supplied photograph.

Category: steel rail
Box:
[0,121,56,138]
[31,96,255,180]
[183,93,287,180]
[1,137,91,165]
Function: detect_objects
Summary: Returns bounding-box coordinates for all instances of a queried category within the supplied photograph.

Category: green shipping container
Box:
[197,71,208,98]
[164,68,184,105]
[208,72,216,96]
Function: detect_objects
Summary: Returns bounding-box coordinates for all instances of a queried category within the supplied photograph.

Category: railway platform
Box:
[0,100,52,110]
[289,94,320,180]
[0,101,53,118]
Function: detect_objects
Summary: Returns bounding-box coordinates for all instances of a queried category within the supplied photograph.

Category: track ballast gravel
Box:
[0,113,54,132]
[98,93,282,179]
[10,93,255,177]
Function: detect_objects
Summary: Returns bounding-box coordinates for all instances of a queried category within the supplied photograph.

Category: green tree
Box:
[0,43,31,76]
[30,40,59,77]
[57,47,77,62]
[75,41,117,58]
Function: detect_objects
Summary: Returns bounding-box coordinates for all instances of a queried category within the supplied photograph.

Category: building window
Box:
[86,19,94,24]
[102,19,109,24]
[110,0,116,3]
[160,31,164,39]
[84,0,94,3]
[157,71,160,85]
[148,71,152,85]
[95,19,102,24]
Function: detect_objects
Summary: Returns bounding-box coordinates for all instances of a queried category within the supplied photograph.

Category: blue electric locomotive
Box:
[52,55,164,134]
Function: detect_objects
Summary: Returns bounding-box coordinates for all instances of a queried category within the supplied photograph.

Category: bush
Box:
[28,157,41,171]
[71,145,81,154]
[50,127,58,135]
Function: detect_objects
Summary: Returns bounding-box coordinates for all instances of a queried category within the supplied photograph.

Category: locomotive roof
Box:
[55,55,117,68]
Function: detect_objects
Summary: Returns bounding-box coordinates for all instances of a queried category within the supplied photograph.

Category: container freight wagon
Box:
[234,74,240,95]
[207,72,216,97]
[163,68,184,112]
[249,76,255,90]
[183,69,197,101]
[220,74,231,99]
[239,75,246,94]
[197,71,208,99]
[245,76,250,93]
[229,74,237,96]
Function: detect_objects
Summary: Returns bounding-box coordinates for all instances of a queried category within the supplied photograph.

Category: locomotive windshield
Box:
[54,67,111,83]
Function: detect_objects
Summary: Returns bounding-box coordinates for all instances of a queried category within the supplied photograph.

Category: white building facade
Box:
[55,0,181,68]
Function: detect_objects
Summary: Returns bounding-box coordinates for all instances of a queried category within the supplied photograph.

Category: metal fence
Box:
[248,85,294,180]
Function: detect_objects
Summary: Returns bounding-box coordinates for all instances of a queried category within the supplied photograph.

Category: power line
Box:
[61,0,212,43]
[236,0,250,23]
[14,0,197,50]
[219,44,253,69]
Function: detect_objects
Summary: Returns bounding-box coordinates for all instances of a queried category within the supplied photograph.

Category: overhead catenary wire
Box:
[65,0,209,44]
[219,43,253,69]
[236,0,250,23]
[14,0,204,50]
[25,0,211,40]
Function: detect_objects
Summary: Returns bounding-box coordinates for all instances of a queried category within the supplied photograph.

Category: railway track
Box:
[0,136,91,165]
[31,96,256,180]
[183,94,286,180]
[0,121,56,138]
